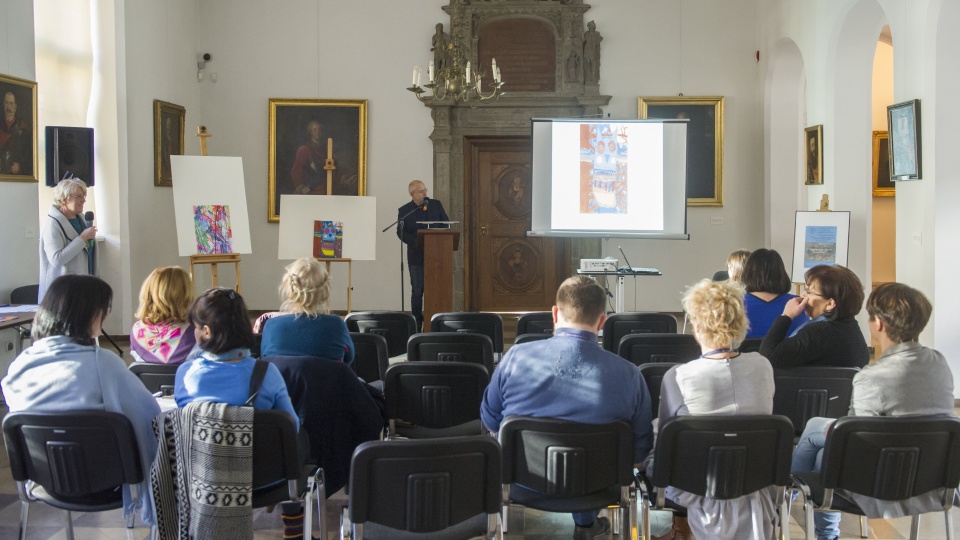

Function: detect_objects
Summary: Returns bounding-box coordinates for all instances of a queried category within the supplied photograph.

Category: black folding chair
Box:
[644,415,795,540]
[383,361,489,439]
[128,362,179,394]
[617,333,701,366]
[499,416,637,537]
[637,363,680,418]
[349,332,390,383]
[772,366,858,438]
[2,411,146,540]
[407,331,495,373]
[739,337,763,353]
[430,312,505,357]
[602,312,678,353]
[792,415,960,540]
[345,311,417,358]
[341,436,502,539]
[516,311,553,335]
[513,332,552,345]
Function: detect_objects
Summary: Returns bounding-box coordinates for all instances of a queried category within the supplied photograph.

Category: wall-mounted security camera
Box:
[197,53,212,69]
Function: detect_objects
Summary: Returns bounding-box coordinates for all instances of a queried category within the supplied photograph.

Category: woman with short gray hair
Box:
[39,178,96,301]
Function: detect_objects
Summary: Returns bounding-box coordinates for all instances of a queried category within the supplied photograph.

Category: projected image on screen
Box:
[580,123,628,214]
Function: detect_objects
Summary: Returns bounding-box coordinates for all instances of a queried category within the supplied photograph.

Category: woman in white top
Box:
[39,178,96,301]
[651,278,777,539]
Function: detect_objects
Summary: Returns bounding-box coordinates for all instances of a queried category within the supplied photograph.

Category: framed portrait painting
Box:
[268,98,368,223]
[154,100,185,187]
[887,99,922,180]
[872,130,894,197]
[638,96,724,206]
[0,73,38,182]
[804,125,823,185]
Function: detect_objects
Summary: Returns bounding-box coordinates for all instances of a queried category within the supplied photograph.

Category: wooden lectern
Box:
[417,229,460,331]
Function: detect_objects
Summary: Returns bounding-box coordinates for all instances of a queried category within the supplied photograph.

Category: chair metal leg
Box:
[18,501,28,540]
[641,498,650,540]
[126,510,135,528]
[859,515,868,538]
[803,501,815,540]
[501,486,510,534]
[65,510,75,540]
[486,513,501,540]
[946,509,956,540]
[909,514,921,540]
[780,494,791,540]
[610,505,621,535]
[304,468,326,540]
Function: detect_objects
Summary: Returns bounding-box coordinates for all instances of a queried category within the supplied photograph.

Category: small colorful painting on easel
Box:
[193,204,233,254]
[313,220,343,258]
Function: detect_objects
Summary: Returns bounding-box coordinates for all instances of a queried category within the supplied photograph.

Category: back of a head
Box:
[682,278,748,349]
[804,264,864,320]
[726,249,752,283]
[32,274,112,346]
[189,287,254,354]
[135,266,194,324]
[741,248,792,295]
[866,282,932,343]
[555,276,606,326]
[279,257,330,316]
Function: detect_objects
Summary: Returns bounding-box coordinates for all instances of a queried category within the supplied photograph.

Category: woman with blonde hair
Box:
[39,178,97,301]
[260,258,354,363]
[130,266,197,364]
[648,279,776,539]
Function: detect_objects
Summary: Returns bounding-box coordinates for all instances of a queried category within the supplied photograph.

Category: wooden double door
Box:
[464,137,567,312]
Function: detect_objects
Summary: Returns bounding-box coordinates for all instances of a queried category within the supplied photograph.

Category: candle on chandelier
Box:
[491,58,497,82]
[465,61,471,84]
[412,66,418,86]
[428,60,435,83]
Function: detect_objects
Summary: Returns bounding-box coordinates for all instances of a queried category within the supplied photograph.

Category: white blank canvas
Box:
[277,195,377,260]
[171,156,253,256]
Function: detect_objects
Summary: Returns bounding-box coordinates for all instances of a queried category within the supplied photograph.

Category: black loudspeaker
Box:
[45,126,95,187]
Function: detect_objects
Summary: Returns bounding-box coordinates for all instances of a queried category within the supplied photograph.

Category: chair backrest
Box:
[772,366,859,437]
[350,332,390,382]
[516,311,553,335]
[345,311,417,358]
[10,284,39,305]
[2,411,143,498]
[602,312,678,353]
[499,416,635,497]
[651,415,794,499]
[514,332,552,345]
[128,362,180,394]
[251,332,263,358]
[712,270,729,281]
[617,333,700,365]
[739,337,762,353]
[348,436,501,533]
[430,312,504,353]
[406,332,495,373]
[638,363,681,417]
[820,415,960,500]
[251,409,304,507]
[383,361,489,432]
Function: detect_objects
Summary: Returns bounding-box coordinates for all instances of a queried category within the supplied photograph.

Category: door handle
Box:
[481,225,487,236]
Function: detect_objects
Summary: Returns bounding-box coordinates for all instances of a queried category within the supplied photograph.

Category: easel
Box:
[794,195,832,295]
[318,257,352,312]
[189,125,243,292]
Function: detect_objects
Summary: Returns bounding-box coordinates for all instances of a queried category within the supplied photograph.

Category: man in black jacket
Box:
[397,179,448,331]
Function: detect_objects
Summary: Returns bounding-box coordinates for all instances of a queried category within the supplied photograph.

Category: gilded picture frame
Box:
[0,73,38,183]
[638,96,724,206]
[887,99,922,180]
[804,125,823,186]
[872,130,894,197]
[268,98,368,223]
[154,100,185,187]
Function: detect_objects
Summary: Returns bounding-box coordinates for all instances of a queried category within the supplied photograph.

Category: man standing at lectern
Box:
[397,179,448,331]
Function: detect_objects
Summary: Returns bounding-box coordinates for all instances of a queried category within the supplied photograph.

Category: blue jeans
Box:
[572,509,600,527]
[408,265,424,329]
[793,417,840,540]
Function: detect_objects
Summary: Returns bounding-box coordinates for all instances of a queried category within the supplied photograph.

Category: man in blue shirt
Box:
[396,179,449,331]
[481,276,654,539]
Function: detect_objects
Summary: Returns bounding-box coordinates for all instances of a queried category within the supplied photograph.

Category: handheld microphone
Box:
[84,211,94,224]
[421,197,430,211]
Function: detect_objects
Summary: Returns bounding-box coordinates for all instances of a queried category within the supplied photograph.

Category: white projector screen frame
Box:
[528,118,689,239]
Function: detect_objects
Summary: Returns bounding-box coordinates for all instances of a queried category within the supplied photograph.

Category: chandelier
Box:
[407,6,505,105]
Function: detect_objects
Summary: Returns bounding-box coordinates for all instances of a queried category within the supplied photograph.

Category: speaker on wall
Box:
[45,126,95,187]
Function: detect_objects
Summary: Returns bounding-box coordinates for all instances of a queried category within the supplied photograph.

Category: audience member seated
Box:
[741,248,809,338]
[175,287,298,430]
[130,266,197,364]
[1,275,160,526]
[760,264,869,369]
[258,258,354,364]
[648,278,777,539]
[792,282,954,540]
[726,249,751,283]
[481,276,653,539]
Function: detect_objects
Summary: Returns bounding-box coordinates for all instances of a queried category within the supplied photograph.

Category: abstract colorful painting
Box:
[313,220,343,258]
[580,123,628,214]
[193,204,233,254]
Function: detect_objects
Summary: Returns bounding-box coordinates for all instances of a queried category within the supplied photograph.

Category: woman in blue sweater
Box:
[259,258,354,363]
[741,249,809,338]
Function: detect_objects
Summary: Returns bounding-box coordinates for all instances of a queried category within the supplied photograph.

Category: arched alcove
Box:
[763,38,805,258]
